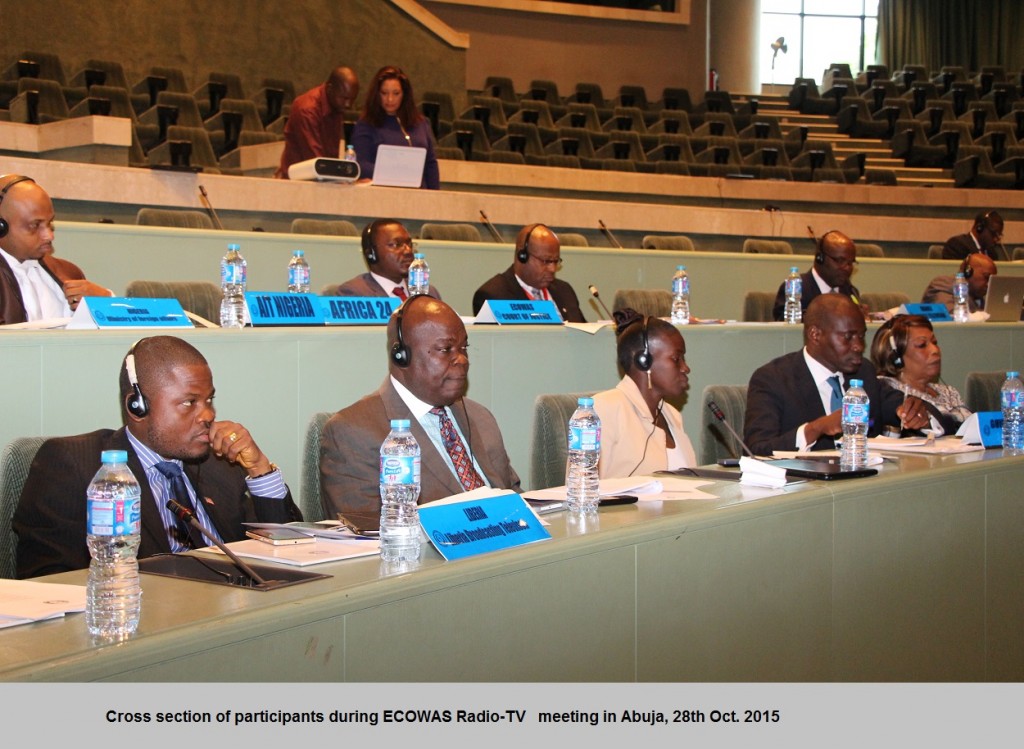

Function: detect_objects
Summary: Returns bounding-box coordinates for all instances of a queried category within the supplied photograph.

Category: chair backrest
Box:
[927,244,945,259]
[1012,247,1024,261]
[964,371,1006,413]
[530,392,597,490]
[291,218,358,236]
[0,436,48,579]
[861,292,910,312]
[301,412,333,523]
[557,232,589,247]
[742,291,776,322]
[700,385,748,465]
[612,289,672,318]
[642,235,695,251]
[136,207,215,229]
[856,242,885,257]
[743,238,794,254]
[125,280,222,322]
[419,222,483,243]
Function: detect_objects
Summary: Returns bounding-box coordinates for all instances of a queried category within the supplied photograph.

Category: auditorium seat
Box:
[0,436,48,579]
[3,50,87,107]
[891,119,955,168]
[251,77,295,126]
[508,100,559,144]
[645,133,697,166]
[132,66,190,110]
[648,111,693,136]
[861,292,909,312]
[865,169,898,185]
[482,76,519,116]
[136,207,215,230]
[70,59,148,114]
[439,118,492,162]
[568,82,613,121]
[856,243,885,258]
[742,292,775,322]
[964,371,1005,413]
[837,96,891,139]
[492,122,551,165]
[1014,247,1024,261]
[138,91,206,150]
[291,218,358,236]
[9,77,68,124]
[700,385,748,465]
[530,392,597,490]
[611,289,671,318]
[557,232,589,247]
[461,95,509,142]
[556,103,606,141]
[642,235,695,251]
[954,145,1018,189]
[302,412,332,522]
[526,80,568,120]
[544,126,603,168]
[193,72,246,119]
[595,130,653,171]
[420,90,456,138]
[742,238,793,254]
[68,84,159,149]
[205,97,280,158]
[125,279,221,322]
[147,125,222,173]
[419,223,483,243]
[928,245,945,259]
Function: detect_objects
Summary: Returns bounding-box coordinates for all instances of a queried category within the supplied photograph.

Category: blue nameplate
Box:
[418,492,551,561]
[66,297,192,329]
[976,411,1004,448]
[476,299,563,324]
[898,303,953,322]
[244,292,324,326]
[320,296,399,325]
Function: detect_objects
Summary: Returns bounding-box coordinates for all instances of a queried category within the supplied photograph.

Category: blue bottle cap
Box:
[101,450,128,464]
[414,253,424,259]
[390,419,411,429]
[578,397,594,407]
[790,266,799,273]
[849,379,863,388]
[676,265,686,271]
[228,243,240,251]
[294,249,304,257]
[1008,371,1020,379]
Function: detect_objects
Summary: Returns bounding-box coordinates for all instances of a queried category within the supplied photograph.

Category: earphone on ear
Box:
[888,325,904,370]
[634,316,653,372]
[959,257,974,279]
[390,294,432,368]
[517,223,542,264]
[0,175,35,239]
[361,221,379,264]
[124,341,149,418]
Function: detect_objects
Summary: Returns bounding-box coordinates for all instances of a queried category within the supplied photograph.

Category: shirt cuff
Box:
[796,424,812,452]
[245,469,287,498]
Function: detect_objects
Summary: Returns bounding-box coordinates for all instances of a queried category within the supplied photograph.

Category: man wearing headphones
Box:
[0,174,111,325]
[333,218,441,300]
[13,336,301,578]
[472,223,585,322]
[922,253,998,314]
[942,210,1007,261]
[320,296,520,520]
[771,230,862,321]
[745,294,930,456]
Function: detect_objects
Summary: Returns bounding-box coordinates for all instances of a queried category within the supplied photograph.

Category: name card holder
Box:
[66,297,192,330]
[956,411,1003,448]
[418,493,551,561]
[475,299,563,324]
[244,292,324,326]
[898,303,953,322]
[320,296,399,325]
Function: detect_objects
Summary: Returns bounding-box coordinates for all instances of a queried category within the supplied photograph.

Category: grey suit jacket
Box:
[331,272,441,300]
[319,378,521,518]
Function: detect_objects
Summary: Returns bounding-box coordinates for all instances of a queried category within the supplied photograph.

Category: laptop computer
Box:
[766,458,877,480]
[371,145,427,188]
[984,275,1024,322]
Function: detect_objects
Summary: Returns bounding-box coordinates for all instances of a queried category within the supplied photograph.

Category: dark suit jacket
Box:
[472,266,586,322]
[922,274,984,313]
[942,233,1007,261]
[12,428,301,578]
[772,270,860,321]
[332,272,441,300]
[744,350,905,456]
[319,378,521,518]
[0,254,85,325]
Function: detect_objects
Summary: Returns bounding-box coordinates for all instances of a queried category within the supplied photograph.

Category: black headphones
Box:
[975,210,999,236]
[361,220,379,264]
[0,175,35,239]
[634,316,653,372]
[124,340,149,418]
[888,328,904,370]
[959,256,974,279]
[390,294,432,368]
[517,223,542,264]
[814,229,840,265]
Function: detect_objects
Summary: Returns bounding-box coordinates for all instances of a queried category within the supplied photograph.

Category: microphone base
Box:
[140,554,331,591]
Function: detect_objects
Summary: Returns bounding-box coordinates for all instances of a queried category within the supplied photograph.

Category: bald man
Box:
[0,174,110,324]
[276,66,360,178]
[320,296,520,520]
[772,230,861,321]
[922,254,997,314]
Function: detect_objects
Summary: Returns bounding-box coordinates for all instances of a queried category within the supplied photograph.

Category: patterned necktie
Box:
[393,286,408,301]
[827,375,844,412]
[153,461,205,548]
[430,407,485,491]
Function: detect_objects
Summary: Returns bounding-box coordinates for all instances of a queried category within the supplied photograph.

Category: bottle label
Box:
[786,278,801,297]
[569,425,601,451]
[842,402,870,425]
[87,496,141,536]
[673,277,689,296]
[221,264,245,286]
[380,455,421,485]
[409,268,428,288]
[1002,391,1021,409]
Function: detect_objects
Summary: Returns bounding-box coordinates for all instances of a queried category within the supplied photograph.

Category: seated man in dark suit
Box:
[472,223,585,322]
[332,219,441,300]
[942,210,1007,261]
[13,336,301,578]
[0,174,112,324]
[771,230,862,321]
[320,295,520,519]
[922,254,997,314]
[745,294,930,456]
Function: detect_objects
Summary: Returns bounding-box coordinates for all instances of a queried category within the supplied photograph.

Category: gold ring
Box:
[229,432,238,442]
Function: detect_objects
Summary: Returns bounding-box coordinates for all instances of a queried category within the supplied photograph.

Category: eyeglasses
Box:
[529,254,563,269]
[385,239,417,251]
[821,251,857,268]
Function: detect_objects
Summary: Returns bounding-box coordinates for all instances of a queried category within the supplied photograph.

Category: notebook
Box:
[372,145,427,188]
[984,275,1024,322]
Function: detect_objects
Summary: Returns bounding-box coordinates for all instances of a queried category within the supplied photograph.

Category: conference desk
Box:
[1,448,1022,682]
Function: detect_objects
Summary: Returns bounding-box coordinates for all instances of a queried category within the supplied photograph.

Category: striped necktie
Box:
[153,461,205,548]
[430,407,484,491]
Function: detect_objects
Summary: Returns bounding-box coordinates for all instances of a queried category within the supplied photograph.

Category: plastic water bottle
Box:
[671,265,690,324]
[1000,371,1024,454]
[408,253,430,296]
[219,242,247,328]
[784,266,803,324]
[287,249,310,293]
[379,419,422,562]
[952,272,970,323]
[840,379,870,470]
[566,397,601,513]
[345,144,357,162]
[86,450,142,639]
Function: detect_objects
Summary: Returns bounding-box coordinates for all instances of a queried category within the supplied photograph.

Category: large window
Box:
[760,1,878,85]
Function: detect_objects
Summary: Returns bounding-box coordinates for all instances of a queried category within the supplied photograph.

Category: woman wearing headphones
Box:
[870,314,971,434]
[592,308,696,478]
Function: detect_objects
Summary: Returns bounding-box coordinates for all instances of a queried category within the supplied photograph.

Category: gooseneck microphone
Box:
[479,210,504,242]
[706,400,757,459]
[165,499,269,586]
[198,185,225,230]
[598,220,623,249]
[588,284,613,320]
